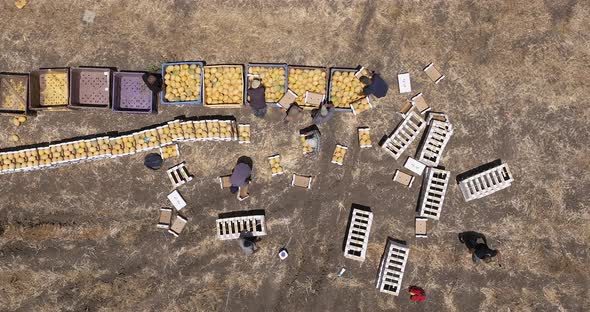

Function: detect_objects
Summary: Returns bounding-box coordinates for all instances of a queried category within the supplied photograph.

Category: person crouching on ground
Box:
[229,157,253,194]
[359,71,389,98]
[311,101,335,125]
[247,78,267,117]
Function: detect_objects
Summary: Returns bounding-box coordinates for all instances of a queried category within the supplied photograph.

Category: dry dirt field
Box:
[1,1,589,311]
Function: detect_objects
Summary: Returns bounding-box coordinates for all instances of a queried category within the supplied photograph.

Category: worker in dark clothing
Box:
[458,231,502,266]
[359,72,389,98]
[311,102,335,125]
[142,73,163,94]
[247,78,267,117]
[229,156,253,194]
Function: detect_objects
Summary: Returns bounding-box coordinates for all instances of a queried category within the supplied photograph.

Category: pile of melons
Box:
[329,71,364,108]
[160,144,179,159]
[358,128,372,148]
[204,66,244,105]
[331,145,348,165]
[288,68,326,106]
[268,155,284,176]
[247,66,286,102]
[163,64,202,102]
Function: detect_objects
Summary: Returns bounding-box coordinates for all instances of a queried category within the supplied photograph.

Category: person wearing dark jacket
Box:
[142,73,163,94]
[360,73,389,98]
[458,231,502,266]
[247,78,267,117]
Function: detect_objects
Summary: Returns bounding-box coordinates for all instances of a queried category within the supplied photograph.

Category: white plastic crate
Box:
[216,214,267,240]
[459,162,513,201]
[343,208,373,262]
[382,111,426,160]
[418,167,450,220]
[376,239,410,296]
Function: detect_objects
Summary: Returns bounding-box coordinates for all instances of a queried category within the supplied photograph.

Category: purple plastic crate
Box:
[112,72,156,114]
[69,67,114,109]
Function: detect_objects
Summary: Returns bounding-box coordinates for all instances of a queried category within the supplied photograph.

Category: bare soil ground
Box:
[1,1,589,311]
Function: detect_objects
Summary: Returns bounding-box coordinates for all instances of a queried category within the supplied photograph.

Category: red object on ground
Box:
[409,286,426,302]
[410,294,426,302]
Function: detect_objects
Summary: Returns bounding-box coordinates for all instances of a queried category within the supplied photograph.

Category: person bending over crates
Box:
[359,71,389,98]
[246,78,267,118]
[230,156,253,194]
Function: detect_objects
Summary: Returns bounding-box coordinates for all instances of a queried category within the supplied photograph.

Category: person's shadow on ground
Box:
[458,231,487,251]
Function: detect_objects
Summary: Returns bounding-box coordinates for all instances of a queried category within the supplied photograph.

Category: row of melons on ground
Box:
[0,117,250,174]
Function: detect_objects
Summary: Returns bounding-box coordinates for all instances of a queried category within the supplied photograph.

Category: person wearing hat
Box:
[311,102,335,125]
[247,78,267,117]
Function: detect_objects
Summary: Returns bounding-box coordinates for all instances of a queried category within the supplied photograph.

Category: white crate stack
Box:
[376,239,410,296]
[418,167,450,220]
[459,162,513,201]
[343,208,373,262]
[216,215,267,240]
[416,116,453,167]
[382,111,426,160]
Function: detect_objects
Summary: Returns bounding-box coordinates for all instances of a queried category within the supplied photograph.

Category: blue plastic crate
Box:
[246,63,288,107]
[327,67,364,112]
[160,61,204,105]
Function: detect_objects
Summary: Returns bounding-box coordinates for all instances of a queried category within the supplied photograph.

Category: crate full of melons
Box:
[350,97,372,115]
[287,66,327,109]
[84,137,112,159]
[203,65,245,108]
[218,120,235,141]
[156,125,174,147]
[134,129,160,152]
[167,120,185,142]
[268,155,284,176]
[357,127,372,148]
[193,120,208,141]
[246,63,288,106]
[331,144,348,166]
[161,62,204,105]
[238,124,251,144]
[110,134,136,157]
[328,67,366,112]
[37,146,52,167]
[160,144,179,159]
